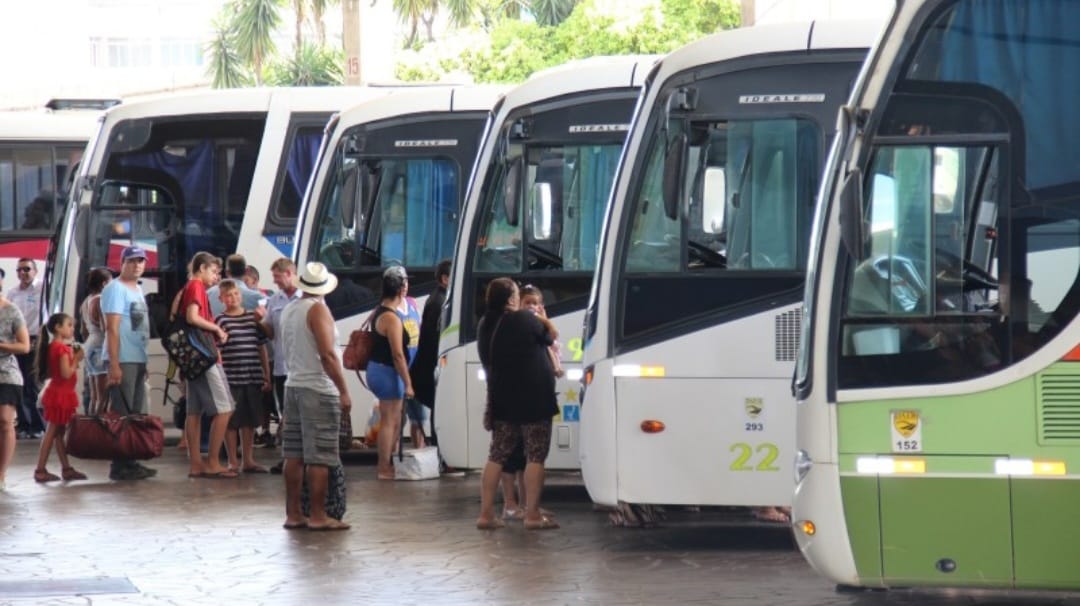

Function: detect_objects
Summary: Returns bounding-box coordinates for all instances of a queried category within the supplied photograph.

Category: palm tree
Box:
[268,42,344,85]
[443,0,475,27]
[310,0,339,45]
[392,0,433,47]
[529,0,576,26]
[206,15,251,88]
[234,0,283,85]
[292,0,306,55]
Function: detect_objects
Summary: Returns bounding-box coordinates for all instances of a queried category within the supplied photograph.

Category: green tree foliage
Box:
[529,0,578,26]
[207,0,344,88]
[266,42,345,85]
[403,0,740,83]
[234,0,284,85]
[206,14,252,88]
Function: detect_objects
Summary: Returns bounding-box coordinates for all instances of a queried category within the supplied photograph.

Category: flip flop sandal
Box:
[307,520,350,531]
[34,469,60,483]
[61,467,87,481]
[283,520,309,530]
[524,515,560,531]
[476,517,506,530]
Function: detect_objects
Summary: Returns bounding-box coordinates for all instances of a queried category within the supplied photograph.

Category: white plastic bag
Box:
[394,446,440,481]
[364,404,380,446]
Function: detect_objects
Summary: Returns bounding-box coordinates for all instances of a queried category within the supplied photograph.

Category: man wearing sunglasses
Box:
[8,259,44,439]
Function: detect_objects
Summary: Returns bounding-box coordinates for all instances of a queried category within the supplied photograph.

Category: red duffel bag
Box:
[65,412,164,461]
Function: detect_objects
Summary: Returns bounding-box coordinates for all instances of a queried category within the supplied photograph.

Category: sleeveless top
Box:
[80,294,105,349]
[370,305,409,367]
[282,298,339,395]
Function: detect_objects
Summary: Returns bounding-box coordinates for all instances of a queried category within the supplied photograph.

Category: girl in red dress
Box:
[32,313,87,482]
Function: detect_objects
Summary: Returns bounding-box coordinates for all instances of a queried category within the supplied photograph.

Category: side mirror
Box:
[504,157,522,227]
[339,162,359,230]
[662,133,687,220]
[531,182,553,240]
[839,167,866,261]
[701,167,726,234]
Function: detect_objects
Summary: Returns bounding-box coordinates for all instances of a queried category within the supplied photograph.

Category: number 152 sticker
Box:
[890,409,922,453]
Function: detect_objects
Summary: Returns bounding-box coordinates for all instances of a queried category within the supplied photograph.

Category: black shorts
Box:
[228,383,265,429]
[0,383,23,409]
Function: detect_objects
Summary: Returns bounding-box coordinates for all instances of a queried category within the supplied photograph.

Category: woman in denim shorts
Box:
[366,266,420,479]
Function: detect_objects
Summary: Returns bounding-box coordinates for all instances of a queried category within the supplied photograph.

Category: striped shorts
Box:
[281,386,341,467]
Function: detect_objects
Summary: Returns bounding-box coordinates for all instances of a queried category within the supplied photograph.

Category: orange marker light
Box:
[800,520,816,536]
[640,420,665,433]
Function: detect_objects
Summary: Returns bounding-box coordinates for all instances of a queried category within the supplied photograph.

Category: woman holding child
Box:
[475,278,559,530]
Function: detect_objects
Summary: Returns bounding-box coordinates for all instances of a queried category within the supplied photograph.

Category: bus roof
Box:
[333,84,507,130]
[651,20,883,82]
[497,55,658,113]
[0,110,101,141]
[100,86,396,122]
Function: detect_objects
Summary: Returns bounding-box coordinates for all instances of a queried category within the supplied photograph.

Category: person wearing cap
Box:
[0,266,32,490]
[9,258,45,438]
[281,262,351,530]
[368,265,421,480]
[101,245,156,481]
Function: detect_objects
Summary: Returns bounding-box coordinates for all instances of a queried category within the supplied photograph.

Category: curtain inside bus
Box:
[918,0,1080,195]
[281,130,322,220]
[574,145,621,270]
[400,158,456,266]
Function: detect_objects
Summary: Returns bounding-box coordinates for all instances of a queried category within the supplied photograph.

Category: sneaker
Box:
[133,463,158,477]
[109,466,153,481]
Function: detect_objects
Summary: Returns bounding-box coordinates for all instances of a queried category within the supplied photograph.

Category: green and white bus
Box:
[793,0,1080,591]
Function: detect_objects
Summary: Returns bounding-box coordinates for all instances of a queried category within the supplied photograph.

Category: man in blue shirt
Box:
[101,245,156,481]
[208,254,264,316]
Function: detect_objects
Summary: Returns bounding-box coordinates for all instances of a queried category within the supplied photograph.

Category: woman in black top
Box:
[475,277,559,530]
[366,266,416,480]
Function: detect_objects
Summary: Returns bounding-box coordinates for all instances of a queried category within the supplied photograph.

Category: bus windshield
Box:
[473,142,623,274]
[86,115,266,276]
[619,116,819,342]
[833,0,1080,389]
[314,154,459,272]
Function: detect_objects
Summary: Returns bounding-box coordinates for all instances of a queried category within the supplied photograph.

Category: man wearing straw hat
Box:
[280,262,352,531]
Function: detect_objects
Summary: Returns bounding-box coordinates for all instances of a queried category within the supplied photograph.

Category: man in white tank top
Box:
[280,262,352,531]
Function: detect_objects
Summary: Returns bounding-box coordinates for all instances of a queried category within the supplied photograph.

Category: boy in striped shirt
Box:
[216,280,272,473]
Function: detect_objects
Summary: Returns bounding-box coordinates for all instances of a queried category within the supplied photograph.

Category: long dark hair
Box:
[484,277,517,316]
[34,313,71,384]
[85,267,112,295]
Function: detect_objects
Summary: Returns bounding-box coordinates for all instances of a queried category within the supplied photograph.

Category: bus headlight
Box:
[795,449,813,485]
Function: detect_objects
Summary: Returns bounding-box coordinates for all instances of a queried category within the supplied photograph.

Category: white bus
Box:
[49,87,391,420]
[0,101,115,278]
[435,55,656,471]
[292,85,505,433]
[577,21,877,521]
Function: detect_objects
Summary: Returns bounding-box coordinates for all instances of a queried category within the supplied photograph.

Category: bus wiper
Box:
[687,239,726,268]
[527,242,562,270]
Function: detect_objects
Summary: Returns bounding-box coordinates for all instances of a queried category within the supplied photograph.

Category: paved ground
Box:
[1,441,1079,606]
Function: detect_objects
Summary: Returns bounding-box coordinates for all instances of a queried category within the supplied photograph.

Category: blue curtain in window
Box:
[403,159,456,266]
[577,146,620,270]
[114,140,216,209]
[937,0,1080,194]
[287,132,322,201]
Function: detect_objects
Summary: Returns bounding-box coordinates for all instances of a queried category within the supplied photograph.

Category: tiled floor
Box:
[1,441,1077,606]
